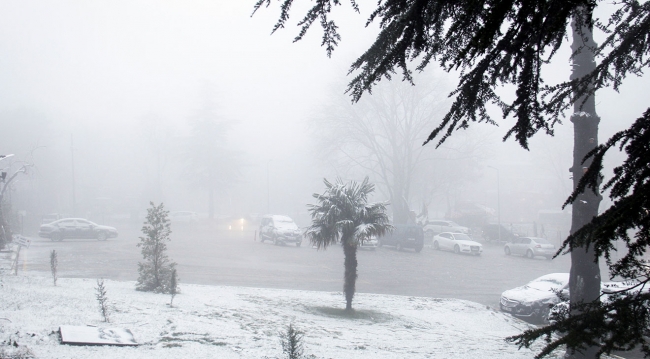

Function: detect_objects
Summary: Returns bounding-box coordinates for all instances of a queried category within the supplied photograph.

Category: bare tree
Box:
[312,77,487,223]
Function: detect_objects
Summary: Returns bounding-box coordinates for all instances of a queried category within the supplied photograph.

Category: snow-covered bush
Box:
[136,202,177,293]
[50,250,58,286]
[279,323,304,359]
[95,278,111,323]
[169,268,178,306]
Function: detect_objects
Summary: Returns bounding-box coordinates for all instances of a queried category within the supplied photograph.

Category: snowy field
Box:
[0,273,566,359]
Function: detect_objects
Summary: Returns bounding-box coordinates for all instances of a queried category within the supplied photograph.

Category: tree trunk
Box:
[567,9,602,359]
[342,238,358,311]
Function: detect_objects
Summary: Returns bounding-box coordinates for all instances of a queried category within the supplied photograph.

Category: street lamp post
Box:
[266,160,271,214]
[487,165,501,242]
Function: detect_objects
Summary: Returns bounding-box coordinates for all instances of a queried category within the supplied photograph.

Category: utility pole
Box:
[487,165,501,242]
[71,134,76,217]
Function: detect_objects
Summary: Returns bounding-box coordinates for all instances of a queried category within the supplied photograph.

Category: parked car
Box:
[499,273,569,323]
[481,223,518,242]
[548,279,650,324]
[258,215,303,246]
[358,236,379,250]
[170,211,199,224]
[422,220,469,238]
[504,237,556,259]
[502,273,643,324]
[432,232,483,255]
[378,224,424,252]
[38,218,118,241]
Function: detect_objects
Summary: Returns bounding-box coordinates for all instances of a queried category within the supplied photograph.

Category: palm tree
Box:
[306,177,392,311]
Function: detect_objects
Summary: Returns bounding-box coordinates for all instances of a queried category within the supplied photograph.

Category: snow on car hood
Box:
[501,286,559,304]
[274,219,299,231]
[502,273,569,304]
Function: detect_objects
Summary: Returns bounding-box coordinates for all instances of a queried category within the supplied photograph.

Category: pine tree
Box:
[136,202,176,293]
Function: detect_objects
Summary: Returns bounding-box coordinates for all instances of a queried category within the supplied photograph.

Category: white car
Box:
[504,237,556,259]
[422,220,469,237]
[432,232,483,255]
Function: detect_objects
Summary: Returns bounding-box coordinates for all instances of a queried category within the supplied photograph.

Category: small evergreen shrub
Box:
[279,323,304,359]
[136,202,177,293]
[95,279,111,323]
[50,250,58,286]
[169,268,178,307]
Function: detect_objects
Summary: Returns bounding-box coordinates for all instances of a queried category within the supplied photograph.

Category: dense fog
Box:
[1,2,648,285]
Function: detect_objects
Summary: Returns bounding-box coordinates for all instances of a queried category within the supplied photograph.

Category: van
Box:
[378,224,424,252]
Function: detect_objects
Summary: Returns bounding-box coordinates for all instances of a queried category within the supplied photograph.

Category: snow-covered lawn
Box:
[0,274,559,358]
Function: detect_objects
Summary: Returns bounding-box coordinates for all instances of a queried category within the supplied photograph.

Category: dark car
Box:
[38,218,118,241]
[378,224,424,252]
[258,215,302,246]
[481,223,517,242]
[499,273,569,323]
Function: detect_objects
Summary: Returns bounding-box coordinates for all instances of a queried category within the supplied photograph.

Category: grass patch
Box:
[308,306,393,323]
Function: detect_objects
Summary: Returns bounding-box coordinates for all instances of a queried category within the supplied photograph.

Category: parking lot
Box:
[16,223,577,310]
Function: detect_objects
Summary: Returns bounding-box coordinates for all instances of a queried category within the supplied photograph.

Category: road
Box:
[18,223,573,309]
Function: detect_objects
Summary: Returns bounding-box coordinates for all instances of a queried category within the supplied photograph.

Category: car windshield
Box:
[527,278,567,292]
[453,233,472,241]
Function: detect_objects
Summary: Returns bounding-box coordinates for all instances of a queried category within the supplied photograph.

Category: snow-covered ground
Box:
[0,272,563,359]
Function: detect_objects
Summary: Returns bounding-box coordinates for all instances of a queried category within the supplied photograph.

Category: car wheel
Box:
[504,246,511,256]
[396,242,403,251]
[97,232,107,241]
[51,232,62,242]
[433,241,440,250]
[526,249,535,259]
[454,245,460,254]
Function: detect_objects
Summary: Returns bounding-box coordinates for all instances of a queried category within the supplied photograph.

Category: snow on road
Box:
[0,274,563,358]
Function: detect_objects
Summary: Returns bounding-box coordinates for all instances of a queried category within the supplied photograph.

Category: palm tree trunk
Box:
[342,239,358,311]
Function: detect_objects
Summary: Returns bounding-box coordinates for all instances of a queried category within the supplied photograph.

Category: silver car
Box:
[504,237,556,259]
